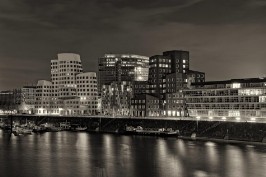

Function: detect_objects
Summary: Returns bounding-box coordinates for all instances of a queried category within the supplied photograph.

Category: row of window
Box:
[51,61,81,65]
[77,84,97,88]
[188,104,261,109]
[78,93,98,96]
[58,69,82,72]
[77,81,97,84]
[77,76,96,80]
[51,65,82,69]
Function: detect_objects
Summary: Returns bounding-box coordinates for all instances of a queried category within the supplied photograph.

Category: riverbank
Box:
[2,115,266,144]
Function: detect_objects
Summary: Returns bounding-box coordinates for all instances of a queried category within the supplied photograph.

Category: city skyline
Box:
[2,0,266,90]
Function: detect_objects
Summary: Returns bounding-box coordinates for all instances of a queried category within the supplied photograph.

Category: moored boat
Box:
[122,126,179,137]
[72,126,87,131]
[60,121,71,131]
[33,125,47,133]
[12,126,32,136]
[42,123,62,132]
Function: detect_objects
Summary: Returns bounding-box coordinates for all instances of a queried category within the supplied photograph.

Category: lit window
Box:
[232,83,241,88]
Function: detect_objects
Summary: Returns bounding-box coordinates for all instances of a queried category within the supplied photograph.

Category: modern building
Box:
[35,80,56,115]
[131,50,205,117]
[147,54,172,99]
[187,70,205,84]
[0,91,16,112]
[145,50,190,115]
[163,50,190,74]
[101,81,133,116]
[148,50,190,97]
[35,53,98,116]
[133,81,148,96]
[0,86,37,114]
[16,86,36,114]
[51,53,83,99]
[98,54,149,95]
[131,94,160,117]
[165,91,187,117]
[75,72,98,115]
[182,78,266,120]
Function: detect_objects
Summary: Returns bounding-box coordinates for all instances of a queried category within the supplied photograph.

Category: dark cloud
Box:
[1,0,266,90]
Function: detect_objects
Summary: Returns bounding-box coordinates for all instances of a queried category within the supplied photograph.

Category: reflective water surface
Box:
[0,130,266,177]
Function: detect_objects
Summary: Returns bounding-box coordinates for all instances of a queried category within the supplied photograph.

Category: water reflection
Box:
[205,141,219,171]
[225,145,246,177]
[0,131,266,177]
[157,139,184,176]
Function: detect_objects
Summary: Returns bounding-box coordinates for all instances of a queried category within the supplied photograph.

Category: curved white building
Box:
[35,53,98,116]
[51,53,83,99]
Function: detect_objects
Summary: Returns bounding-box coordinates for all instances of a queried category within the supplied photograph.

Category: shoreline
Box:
[1,128,266,145]
[85,130,266,145]
[178,136,266,146]
[2,115,266,145]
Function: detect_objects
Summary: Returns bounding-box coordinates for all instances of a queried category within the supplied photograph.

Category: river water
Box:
[0,130,266,177]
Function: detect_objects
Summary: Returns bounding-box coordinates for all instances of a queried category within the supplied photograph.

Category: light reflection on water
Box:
[0,130,266,177]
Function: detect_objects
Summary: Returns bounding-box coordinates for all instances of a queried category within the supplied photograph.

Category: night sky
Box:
[1,0,266,90]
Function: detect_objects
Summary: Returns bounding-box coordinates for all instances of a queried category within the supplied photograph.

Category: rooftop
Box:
[192,77,266,86]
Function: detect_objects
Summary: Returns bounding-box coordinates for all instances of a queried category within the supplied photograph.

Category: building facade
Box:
[16,86,36,114]
[51,53,83,99]
[34,53,98,116]
[0,91,16,112]
[0,86,37,114]
[183,78,266,120]
[165,91,187,117]
[75,72,98,115]
[131,94,160,117]
[131,50,205,118]
[98,54,149,95]
[35,80,56,115]
[101,81,133,116]
[187,70,205,84]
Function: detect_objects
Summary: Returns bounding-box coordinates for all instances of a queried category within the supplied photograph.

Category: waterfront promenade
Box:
[1,114,266,123]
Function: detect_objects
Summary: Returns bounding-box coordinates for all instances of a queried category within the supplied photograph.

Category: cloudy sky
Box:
[1,0,266,90]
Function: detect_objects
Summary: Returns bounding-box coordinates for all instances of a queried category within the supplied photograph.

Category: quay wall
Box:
[3,115,266,143]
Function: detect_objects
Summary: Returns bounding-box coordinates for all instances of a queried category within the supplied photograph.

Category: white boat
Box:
[42,123,62,132]
[73,126,87,131]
